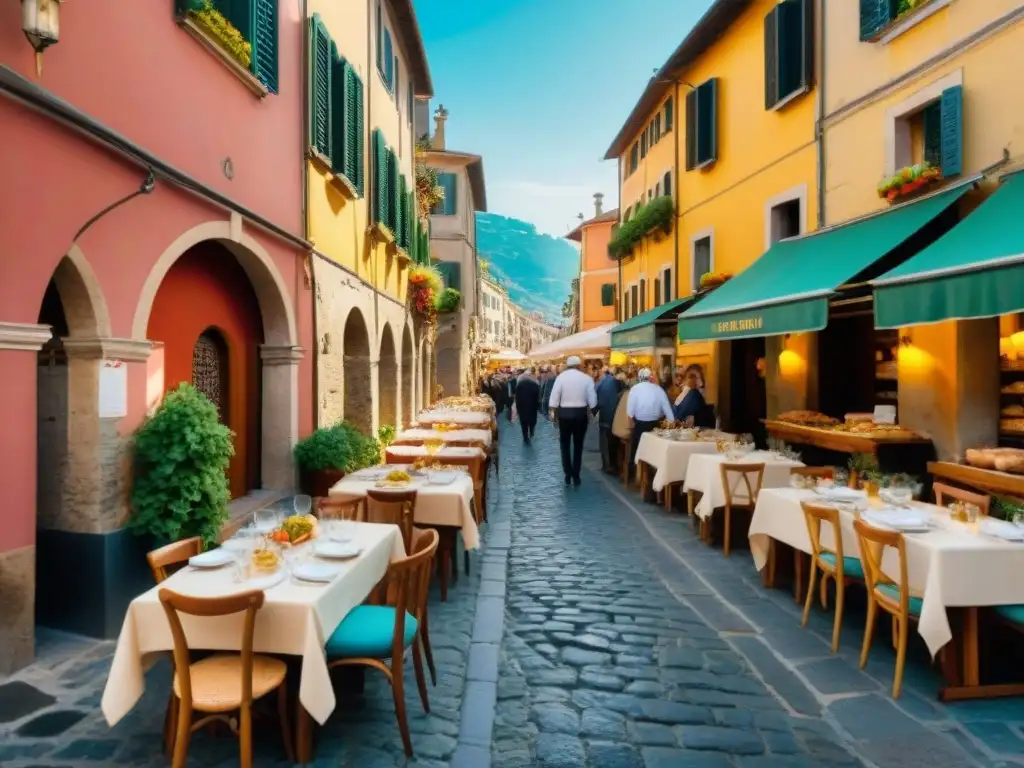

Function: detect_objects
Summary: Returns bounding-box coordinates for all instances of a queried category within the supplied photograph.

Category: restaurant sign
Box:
[610,324,655,350]
[677,297,828,342]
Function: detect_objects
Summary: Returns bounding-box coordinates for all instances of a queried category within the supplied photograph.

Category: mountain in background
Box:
[475,212,578,326]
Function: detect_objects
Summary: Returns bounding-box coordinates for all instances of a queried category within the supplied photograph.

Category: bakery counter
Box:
[763,420,935,476]
[929,460,1024,498]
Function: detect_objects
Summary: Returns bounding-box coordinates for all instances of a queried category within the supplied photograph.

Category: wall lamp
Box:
[22,0,64,77]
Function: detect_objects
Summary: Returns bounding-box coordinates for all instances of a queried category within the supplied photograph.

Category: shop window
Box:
[691,234,713,291]
[764,0,813,110]
[685,78,719,170]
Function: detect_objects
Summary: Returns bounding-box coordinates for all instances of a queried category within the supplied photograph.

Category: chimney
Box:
[431,105,448,151]
[594,193,604,217]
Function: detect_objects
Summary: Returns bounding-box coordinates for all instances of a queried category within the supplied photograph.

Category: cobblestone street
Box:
[4,420,1024,766]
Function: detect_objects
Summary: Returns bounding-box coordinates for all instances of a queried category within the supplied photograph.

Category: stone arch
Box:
[343,308,372,433]
[401,324,414,426]
[378,323,398,430]
[54,244,112,338]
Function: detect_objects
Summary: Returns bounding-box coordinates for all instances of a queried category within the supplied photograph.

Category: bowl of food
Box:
[251,548,281,573]
[268,514,317,546]
[423,437,446,456]
[376,469,412,488]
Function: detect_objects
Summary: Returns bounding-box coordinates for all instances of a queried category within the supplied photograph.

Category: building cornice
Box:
[61,337,154,361]
[0,322,52,351]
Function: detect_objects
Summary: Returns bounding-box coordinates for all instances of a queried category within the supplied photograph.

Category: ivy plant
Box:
[608,196,674,260]
[435,287,461,313]
[130,383,234,546]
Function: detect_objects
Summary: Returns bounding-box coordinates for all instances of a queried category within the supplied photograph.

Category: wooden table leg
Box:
[664,484,673,511]
[296,703,313,765]
[761,539,776,589]
[687,490,696,517]
[936,606,1024,701]
[963,606,979,687]
[793,549,804,605]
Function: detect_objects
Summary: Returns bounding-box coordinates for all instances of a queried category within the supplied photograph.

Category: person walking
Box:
[548,356,597,487]
[596,366,622,474]
[626,368,675,487]
[514,367,541,445]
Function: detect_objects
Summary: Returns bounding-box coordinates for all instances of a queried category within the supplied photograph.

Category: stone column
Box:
[260,345,304,490]
[0,321,53,673]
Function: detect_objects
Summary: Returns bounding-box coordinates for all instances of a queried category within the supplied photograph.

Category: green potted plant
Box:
[848,452,879,491]
[129,383,234,547]
[377,424,396,448]
[294,427,356,497]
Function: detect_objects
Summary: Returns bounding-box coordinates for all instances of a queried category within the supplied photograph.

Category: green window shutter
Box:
[663,269,672,302]
[251,0,278,92]
[394,174,404,246]
[384,30,394,90]
[764,6,779,109]
[600,283,614,307]
[332,61,359,186]
[405,189,414,251]
[685,88,698,170]
[922,100,942,168]
[409,198,419,261]
[664,97,673,132]
[696,78,718,166]
[222,1,254,47]
[373,129,387,223]
[375,2,383,72]
[354,76,366,195]
[860,0,895,42]
[940,85,963,178]
[386,149,398,233]
[775,0,811,101]
[308,15,332,160]
[800,0,815,91]
[330,53,348,177]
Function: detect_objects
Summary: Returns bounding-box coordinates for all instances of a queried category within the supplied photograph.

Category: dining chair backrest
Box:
[147,537,204,584]
[853,518,910,613]
[720,463,765,507]
[800,502,844,563]
[791,466,834,480]
[366,489,417,552]
[316,496,365,522]
[933,482,990,517]
[158,588,265,711]
[385,529,439,658]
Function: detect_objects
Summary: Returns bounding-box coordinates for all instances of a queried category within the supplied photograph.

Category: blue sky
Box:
[415,0,714,238]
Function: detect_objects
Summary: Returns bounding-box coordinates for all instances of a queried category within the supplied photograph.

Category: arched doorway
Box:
[343,309,372,433]
[379,325,398,430]
[402,325,414,426]
[147,241,263,498]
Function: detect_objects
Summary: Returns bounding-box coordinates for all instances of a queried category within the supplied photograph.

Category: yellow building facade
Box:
[305,0,433,431]
[607,0,818,404]
[823,0,1024,458]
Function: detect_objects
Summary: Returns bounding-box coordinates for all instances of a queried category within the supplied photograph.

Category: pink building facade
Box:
[0,1,313,672]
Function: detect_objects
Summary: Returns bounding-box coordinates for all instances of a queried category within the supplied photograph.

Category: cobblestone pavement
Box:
[491,419,1024,768]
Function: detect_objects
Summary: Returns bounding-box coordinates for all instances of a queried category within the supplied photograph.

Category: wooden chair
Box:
[800,502,864,652]
[790,466,834,481]
[159,589,292,768]
[719,463,765,556]
[315,496,365,522]
[323,529,440,757]
[366,489,417,553]
[853,518,923,699]
[147,538,203,584]
[410,527,438,685]
[933,482,990,517]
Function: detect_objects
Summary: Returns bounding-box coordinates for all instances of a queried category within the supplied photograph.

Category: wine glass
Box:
[253,507,277,533]
[293,494,312,517]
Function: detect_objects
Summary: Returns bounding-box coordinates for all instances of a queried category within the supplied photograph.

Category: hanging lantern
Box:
[22,0,63,77]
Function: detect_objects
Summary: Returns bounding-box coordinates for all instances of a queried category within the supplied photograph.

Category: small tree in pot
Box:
[294,427,356,498]
[129,383,234,547]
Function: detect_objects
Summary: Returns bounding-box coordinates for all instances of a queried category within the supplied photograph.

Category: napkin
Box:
[980,518,1024,541]
[862,508,931,530]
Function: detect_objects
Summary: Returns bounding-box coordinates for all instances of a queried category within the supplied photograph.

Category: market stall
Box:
[527,322,616,362]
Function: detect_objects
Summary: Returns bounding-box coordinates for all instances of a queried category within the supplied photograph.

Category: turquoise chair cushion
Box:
[876,584,923,616]
[325,605,418,659]
[995,604,1024,625]
[818,552,864,579]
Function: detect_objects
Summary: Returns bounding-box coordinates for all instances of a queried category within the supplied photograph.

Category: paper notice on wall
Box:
[99,360,128,419]
[873,405,897,425]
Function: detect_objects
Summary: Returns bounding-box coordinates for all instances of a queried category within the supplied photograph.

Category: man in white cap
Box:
[548,355,598,486]
[625,367,675,488]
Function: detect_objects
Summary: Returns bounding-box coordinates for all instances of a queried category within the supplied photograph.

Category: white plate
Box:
[189,549,235,568]
[862,509,932,532]
[980,518,1024,541]
[427,471,458,485]
[314,540,362,559]
[292,562,340,583]
[814,486,866,502]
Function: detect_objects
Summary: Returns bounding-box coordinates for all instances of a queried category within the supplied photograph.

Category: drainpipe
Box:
[366,0,380,349]
[302,0,320,428]
[616,156,623,322]
[672,80,680,300]
[816,0,826,228]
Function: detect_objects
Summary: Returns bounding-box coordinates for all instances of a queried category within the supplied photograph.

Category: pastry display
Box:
[1001,405,1024,417]
[777,411,839,427]
[1002,381,1024,394]
[965,447,1024,474]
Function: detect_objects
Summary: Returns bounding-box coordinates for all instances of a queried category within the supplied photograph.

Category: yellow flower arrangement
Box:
[189,0,252,69]
[432,422,462,433]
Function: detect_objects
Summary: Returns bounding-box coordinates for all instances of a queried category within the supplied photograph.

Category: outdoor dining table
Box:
[749,487,1024,699]
[683,450,804,519]
[416,409,493,428]
[101,522,405,735]
[385,444,486,461]
[329,466,480,550]
[633,432,728,508]
[393,427,493,449]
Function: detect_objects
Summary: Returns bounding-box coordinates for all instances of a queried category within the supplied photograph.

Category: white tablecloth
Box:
[386,445,486,461]
[633,433,721,492]
[330,470,479,549]
[683,451,803,519]
[749,488,1024,655]
[417,410,493,428]
[394,428,493,449]
[102,522,405,727]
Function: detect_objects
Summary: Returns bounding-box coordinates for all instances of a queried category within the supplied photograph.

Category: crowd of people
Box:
[477,359,714,489]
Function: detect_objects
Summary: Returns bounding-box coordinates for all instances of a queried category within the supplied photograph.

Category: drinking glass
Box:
[253,507,277,532]
[293,494,312,517]
[833,467,850,488]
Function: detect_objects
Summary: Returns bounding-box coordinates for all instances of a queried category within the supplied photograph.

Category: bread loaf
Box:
[966,449,997,469]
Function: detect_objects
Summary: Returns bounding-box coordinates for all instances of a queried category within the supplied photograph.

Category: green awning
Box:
[611,296,695,350]
[677,183,973,342]
[873,172,1024,328]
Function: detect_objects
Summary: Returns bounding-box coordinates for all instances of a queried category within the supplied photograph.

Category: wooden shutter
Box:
[663,269,672,303]
[442,174,457,215]
[664,97,673,132]
[800,0,815,91]
[395,174,406,247]
[685,88,698,170]
[654,278,661,307]
[406,190,415,253]
[386,150,398,233]
[384,30,394,90]
[922,100,942,168]
[940,85,963,178]
[639,279,647,313]
[764,6,779,109]
[696,79,718,166]
[354,76,365,195]
[860,0,895,42]
[641,130,648,159]
[252,0,278,92]
[601,284,614,307]
[373,129,387,224]
[330,54,348,177]
[309,16,332,160]
[375,2,383,72]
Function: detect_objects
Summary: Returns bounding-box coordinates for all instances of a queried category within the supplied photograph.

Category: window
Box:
[622,207,632,223]
[629,142,639,174]
[309,16,365,195]
[895,85,963,177]
[179,0,280,92]
[769,199,801,244]
[495,322,501,337]
[370,130,411,241]
[630,285,638,319]
[655,182,661,198]
[764,0,813,110]
[685,79,719,170]
[639,278,647,313]
[662,267,672,303]
[664,96,674,132]
[641,131,648,159]
[654,113,662,142]
[432,173,458,215]
[600,283,615,307]
[692,235,713,290]
[376,3,394,91]
[654,278,661,308]
[663,171,672,199]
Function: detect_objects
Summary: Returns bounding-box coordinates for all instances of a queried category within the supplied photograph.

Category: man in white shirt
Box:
[626,367,675,486]
[548,355,598,486]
